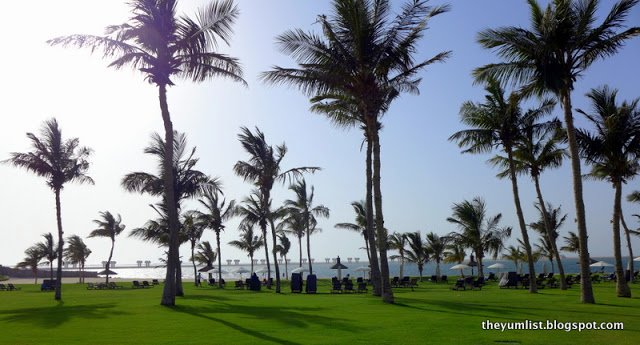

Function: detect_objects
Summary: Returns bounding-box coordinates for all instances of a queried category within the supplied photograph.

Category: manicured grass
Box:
[0,280,639,344]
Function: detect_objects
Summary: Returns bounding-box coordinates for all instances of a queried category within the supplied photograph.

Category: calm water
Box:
[74,256,631,279]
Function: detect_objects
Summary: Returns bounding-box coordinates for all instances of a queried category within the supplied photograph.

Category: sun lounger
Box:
[108,282,123,289]
[500,272,518,289]
[451,279,465,291]
[152,279,160,285]
[142,281,153,288]
[331,279,342,294]
[0,284,6,290]
[390,276,400,288]
[7,283,21,291]
[132,280,143,288]
[208,278,216,286]
[41,280,56,291]
[430,275,438,283]
[441,275,448,284]
[344,280,355,293]
[357,282,368,293]
[306,274,317,294]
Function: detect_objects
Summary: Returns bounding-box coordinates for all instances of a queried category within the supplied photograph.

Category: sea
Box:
[68,256,634,280]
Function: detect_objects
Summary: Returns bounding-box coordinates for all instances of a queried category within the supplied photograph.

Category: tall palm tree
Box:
[193,241,217,281]
[263,0,451,304]
[447,197,512,278]
[425,232,449,281]
[278,210,306,267]
[561,232,581,254]
[474,0,640,304]
[529,202,568,286]
[4,118,93,300]
[194,185,235,288]
[36,233,57,281]
[576,86,640,297]
[284,179,329,274]
[182,212,205,286]
[450,79,555,292]
[16,246,44,284]
[334,201,373,263]
[49,0,246,306]
[535,237,555,273]
[63,235,92,283]
[228,224,264,274]
[275,233,292,279]
[404,232,428,281]
[502,245,526,274]
[234,127,318,293]
[88,211,125,284]
[388,233,408,279]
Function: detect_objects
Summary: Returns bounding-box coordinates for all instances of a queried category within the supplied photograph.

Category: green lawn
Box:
[0,280,638,344]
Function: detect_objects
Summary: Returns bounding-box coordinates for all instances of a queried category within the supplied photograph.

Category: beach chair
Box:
[357,282,368,293]
[108,282,123,289]
[142,281,153,288]
[208,278,216,286]
[0,284,6,290]
[408,278,418,290]
[152,279,160,285]
[441,275,448,284]
[451,279,465,291]
[245,278,251,289]
[500,272,518,289]
[487,272,497,282]
[430,275,438,283]
[344,280,355,293]
[591,274,601,283]
[306,274,317,294]
[41,280,56,291]
[291,273,303,293]
[132,280,142,289]
[399,276,410,288]
[390,276,400,288]
[234,280,244,289]
[331,279,342,294]
[86,283,96,290]
[546,277,558,288]
[6,283,20,291]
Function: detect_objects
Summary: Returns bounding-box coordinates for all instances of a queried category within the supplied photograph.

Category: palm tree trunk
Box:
[477,250,484,278]
[560,92,595,304]
[365,130,381,296]
[176,264,184,296]
[54,188,64,301]
[620,210,634,279]
[613,181,631,297]
[507,150,537,293]
[364,234,371,263]
[298,236,303,268]
[533,175,567,289]
[269,219,281,293]
[399,257,404,280]
[158,83,178,306]
[284,254,288,279]
[262,225,271,288]
[106,239,115,284]
[50,261,54,281]
[436,260,441,281]
[306,226,313,275]
[371,127,393,303]
[33,267,38,285]
[250,253,254,274]
[191,241,198,286]
[217,231,223,288]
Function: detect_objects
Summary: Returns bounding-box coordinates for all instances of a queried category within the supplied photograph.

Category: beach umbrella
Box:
[450,264,470,270]
[234,267,250,278]
[255,267,269,275]
[207,267,228,274]
[97,269,117,276]
[487,263,505,275]
[634,257,640,262]
[590,261,613,273]
[330,256,349,280]
[291,267,310,274]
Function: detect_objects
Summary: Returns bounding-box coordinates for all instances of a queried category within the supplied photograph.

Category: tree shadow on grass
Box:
[1,303,128,328]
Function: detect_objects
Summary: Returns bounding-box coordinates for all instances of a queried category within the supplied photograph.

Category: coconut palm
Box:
[263,0,451,303]
[529,202,568,285]
[275,233,292,279]
[474,0,640,304]
[228,224,264,274]
[88,211,125,284]
[447,197,512,278]
[444,242,466,277]
[49,0,246,306]
[278,210,306,267]
[404,232,428,281]
[63,235,92,283]
[182,212,205,286]
[4,118,93,300]
[234,127,319,293]
[334,201,373,263]
[576,86,640,297]
[283,179,330,274]
[194,185,235,288]
[450,79,555,292]
[388,233,408,279]
[535,237,554,272]
[561,232,581,254]
[502,245,526,274]
[193,241,217,281]
[36,233,57,281]
[16,246,44,284]
[425,232,449,281]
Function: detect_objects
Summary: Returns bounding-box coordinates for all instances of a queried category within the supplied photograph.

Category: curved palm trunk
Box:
[363,234,371,263]
[533,176,567,289]
[476,250,484,278]
[269,219,281,293]
[261,225,271,288]
[50,261,54,281]
[298,235,303,268]
[561,92,595,303]
[284,254,288,279]
[306,226,313,275]
[216,231,223,288]
[191,240,198,286]
[371,127,393,303]
[507,150,537,293]
[106,239,115,284]
[613,181,631,297]
[176,264,183,296]
[159,83,179,306]
[54,188,64,301]
[81,261,85,284]
[365,131,381,296]
[399,256,404,280]
[620,210,634,279]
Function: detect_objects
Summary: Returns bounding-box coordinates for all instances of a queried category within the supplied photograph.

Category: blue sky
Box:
[1,0,639,267]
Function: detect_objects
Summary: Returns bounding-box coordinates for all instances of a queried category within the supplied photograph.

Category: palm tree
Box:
[535,237,555,273]
[283,179,329,274]
[576,86,640,297]
[88,211,125,284]
[404,232,428,281]
[182,212,205,286]
[529,202,568,286]
[278,210,306,267]
[275,233,292,279]
[194,185,235,288]
[234,127,319,293]
[16,246,44,284]
[443,242,466,277]
[561,232,581,254]
[450,79,555,292]
[388,233,408,279]
[447,197,512,278]
[4,118,93,300]
[502,245,526,274]
[228,224,264,274]
[64,235,92,283]
[474,0,640,304]
[425,232,449,281]
[49,0,246,306]
[335,201,373,263]
[36,233,57,281]
[263,0,451,304]
[193,241,217,281]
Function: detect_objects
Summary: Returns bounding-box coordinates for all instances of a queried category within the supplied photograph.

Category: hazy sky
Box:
[1,1,639,268]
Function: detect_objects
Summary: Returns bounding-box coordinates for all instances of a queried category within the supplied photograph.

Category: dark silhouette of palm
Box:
[36,233,57,281]
[4,118,93,300]
[335,201,373,263]
[263,0,450,304]
[89,211,125,284]
[404,232,428,281]
[16,246,44,285]
[182,212,205,286]
[576,86,640,297]
[561,232,581,254]
[278,209,306,268]
[228,224,264,274]
[193,241,217,281]
[48,0,246,306]
[275,234,292,279]
[529,202,568,287]
[388,233,408,279]
[425,232,449,281]
[474,0,639,304]
[63,235,92,284]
